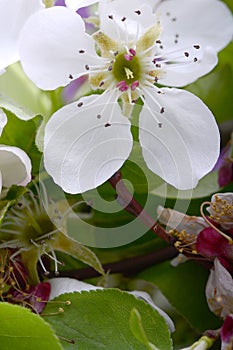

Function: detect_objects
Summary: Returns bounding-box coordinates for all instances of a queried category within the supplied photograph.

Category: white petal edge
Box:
[157,0,233,52]
[0,0,44,71]
[48,277,101,300]
[65,0,98,10]
[48,277,175,332]
[44,94,133,193]
[19,6,100,90]
[0,109,7,136]
[0,145,32,187]
[139,87,220,190]
[129,290,175,333]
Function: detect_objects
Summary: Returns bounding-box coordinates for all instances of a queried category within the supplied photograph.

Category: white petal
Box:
[139,88,220,190]
[19,7,100,90]
[0,109,7,136]
[65,0,98,10]
[44,94,133,194]
[157,205,207,234]
[159,46,218,87]
[157,0,233,52]
[99,0,156,41]
[48,277,101,300]
[0,145,32,187]
[129,290,175,332]
[0,0,44,71]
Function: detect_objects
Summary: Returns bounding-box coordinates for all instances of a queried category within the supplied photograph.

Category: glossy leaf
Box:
[43,289,172,350]
[0,303,62,350]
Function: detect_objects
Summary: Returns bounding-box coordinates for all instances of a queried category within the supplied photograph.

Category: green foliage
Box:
[130,308,161,350]
[43,289,172,350]
[0,303,63,350]
[138,261,221,332]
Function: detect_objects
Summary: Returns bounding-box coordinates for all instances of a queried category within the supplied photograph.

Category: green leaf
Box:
[43,289,172,350]
[130,308,160,350]
[0,185,28,227]
[0,303,63,350]
[52,232,105,276]
[151,171,220,199]
[0,63,51,117]
[137,261,221,332]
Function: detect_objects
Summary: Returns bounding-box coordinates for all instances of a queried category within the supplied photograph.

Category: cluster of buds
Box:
[158,192,233,349]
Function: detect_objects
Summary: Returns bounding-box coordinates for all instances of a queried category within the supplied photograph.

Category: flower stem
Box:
[108,171,175,244]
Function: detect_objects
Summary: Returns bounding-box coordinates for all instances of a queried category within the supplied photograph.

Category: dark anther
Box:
[154,77,158,82]
[134,10,141,15]
[79,49,85,53]
[114,51,119,56]
[77,102,83,107]
[108,14,113,19]
[97,114,102,119]
[157,91,162,94]
[160,107,165,114]
[99,81,104,87]
[193,57,198,62]
[105,123,111,127]
[156,63,161,68]
[158,123,163,128]
[193,45,200,49]
[121,17,126,21]
[184,52,189,57]
[108,66,113,71]
[69,74,73,79]
[85,64,90,70]
[172,17,177,21]
[156,40,161,44]
[160,45,163,49]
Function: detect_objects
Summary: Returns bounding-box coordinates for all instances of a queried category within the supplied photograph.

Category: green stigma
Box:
[112,53,141,84]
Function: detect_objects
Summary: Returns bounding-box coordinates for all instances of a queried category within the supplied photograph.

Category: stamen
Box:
[131,81,139,91]
[200,202,233,244]
[38,254,50,276]
[116,80,129,92]
[138,87,162,127]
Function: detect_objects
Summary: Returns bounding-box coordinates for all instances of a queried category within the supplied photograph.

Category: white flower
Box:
[19,0,233,193]
[0,109,32,193]
[48,277,175,332]
[0,0,44,73]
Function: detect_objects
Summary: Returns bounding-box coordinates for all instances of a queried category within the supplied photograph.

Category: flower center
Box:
[112,51,141,85]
